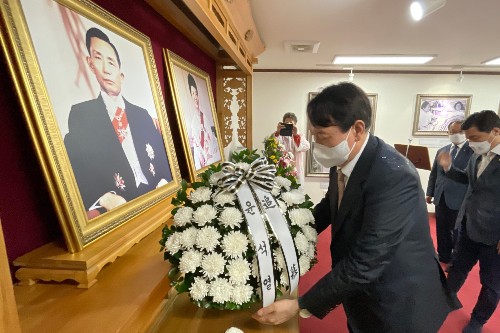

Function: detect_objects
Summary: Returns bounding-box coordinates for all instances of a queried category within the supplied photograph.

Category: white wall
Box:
[252,72,500,208]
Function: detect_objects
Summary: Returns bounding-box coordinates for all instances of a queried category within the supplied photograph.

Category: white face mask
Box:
[468,132,495,155]
[313,128,357,168]
[449,133,466,145]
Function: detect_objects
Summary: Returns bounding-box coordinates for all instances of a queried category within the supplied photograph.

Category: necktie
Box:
[337,169,345,208]
[112,107,128,144]
[477,152,493,178]
[450,144,459,161]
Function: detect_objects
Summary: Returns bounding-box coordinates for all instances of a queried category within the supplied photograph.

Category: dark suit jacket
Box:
[446,152,500,245]
[426,142,473,210]
[300,136,458,333]
[64,95,172,210]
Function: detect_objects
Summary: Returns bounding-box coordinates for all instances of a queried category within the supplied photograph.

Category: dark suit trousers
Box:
[447,231,500,324]
[435,193,459,263]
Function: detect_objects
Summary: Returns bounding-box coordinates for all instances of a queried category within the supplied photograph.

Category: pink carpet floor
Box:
[298,215,499,332]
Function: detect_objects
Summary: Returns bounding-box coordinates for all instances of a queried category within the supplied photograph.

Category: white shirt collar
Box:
[101,91,125,120]
[340,132,370,180]
[454,140,466,149]
[490,142,500,156]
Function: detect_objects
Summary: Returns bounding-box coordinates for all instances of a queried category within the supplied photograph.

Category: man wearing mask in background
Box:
[438,110,500,333]
[427,120,473,269]
[254,82,459,332]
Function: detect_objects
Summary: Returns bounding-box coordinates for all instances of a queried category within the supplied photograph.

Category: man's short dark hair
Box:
[421,101,430,109]
[86,27,121,67]
[462,110,500,132]
[282,112,297,123]
[307,82,372,132]
[188,74,197,92]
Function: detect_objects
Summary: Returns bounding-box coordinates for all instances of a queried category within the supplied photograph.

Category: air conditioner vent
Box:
[284,40,320,54]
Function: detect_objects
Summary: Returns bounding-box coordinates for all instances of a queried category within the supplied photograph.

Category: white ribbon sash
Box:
[217,157,300,306]
[253,188,300,293]
[236,184,275,307]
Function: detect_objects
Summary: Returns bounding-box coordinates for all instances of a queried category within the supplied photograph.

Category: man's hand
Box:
[252,299,299,325]
[292,124,298,136]
[425,196,433,204]
[437,151,452,170]
[99,192,127,211]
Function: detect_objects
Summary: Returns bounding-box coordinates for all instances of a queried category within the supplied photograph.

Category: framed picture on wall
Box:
[0,0,181,252]
[164,50,224,182]
[305,92,378,177]
[412,94,472,136]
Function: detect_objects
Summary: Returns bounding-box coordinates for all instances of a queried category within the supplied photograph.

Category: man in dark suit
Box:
[253,82,459,332]
[426,120,473,266]
[64,27,172,219]
[438,110,500,333]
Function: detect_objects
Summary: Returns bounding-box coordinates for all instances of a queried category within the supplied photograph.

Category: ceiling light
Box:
[483,57,500,65]
[410,0,446,21]
[343,68,354,82]
[457,71,464,83]
[333,55,435,65]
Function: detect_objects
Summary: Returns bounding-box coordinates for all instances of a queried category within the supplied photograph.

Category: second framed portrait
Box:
[164,50,224,181]
[0,0,181,251]
[305,92,378,177]
[413,94,472,136]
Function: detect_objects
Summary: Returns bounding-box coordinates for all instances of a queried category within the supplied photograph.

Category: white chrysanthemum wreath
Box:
[161,149,317,310]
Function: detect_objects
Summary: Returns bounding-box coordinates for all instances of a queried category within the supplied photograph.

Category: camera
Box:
[279,123,293,136]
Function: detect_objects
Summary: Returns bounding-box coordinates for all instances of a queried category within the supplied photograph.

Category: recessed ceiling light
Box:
[483,57,500,65]
[332,55,435,65]
[410,0,447,21]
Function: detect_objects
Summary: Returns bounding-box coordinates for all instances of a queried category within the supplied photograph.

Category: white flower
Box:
[277,200,287,212]
[190,187,212,204]
[275,176,291,190]
[190,277,209,301]
[231,285,253,305]
[165,233,181,255]
[173,207,193,227]
[225,328,244,333]
[294,231,309,254]
[227,258,251,285]
[209,277,233,303]
[305,244,315,259]
[281,190,306,206]
[220,207,243,229]
[299,255,311,275]
[209,171,224,185]
[302,225,318,242]
[196,226,221,252]
[251,257,259,278]
[213,191,236,206]
[201,253,226,279]
[271,187,281,197]
[193,205,217,226]
[180,227,198,249]
[179,250,203,274]
[288,208,312,227]
[280,271,289,287]
[235,162,250,171]
[222,231,249,258]
[274,249,286,272]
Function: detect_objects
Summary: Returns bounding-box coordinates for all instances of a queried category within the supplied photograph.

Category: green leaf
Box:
[168,266,179,280]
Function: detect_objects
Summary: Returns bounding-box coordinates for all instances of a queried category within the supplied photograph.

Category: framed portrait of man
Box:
[0,0,181,251]
[305,91,378,177]
[413,94,472,136]
[164,50,224,181]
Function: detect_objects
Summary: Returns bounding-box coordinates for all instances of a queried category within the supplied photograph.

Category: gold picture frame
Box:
[164,50,224,181]
[305,92,378,177]
[0,0,181,252]
[413,94,472,136]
